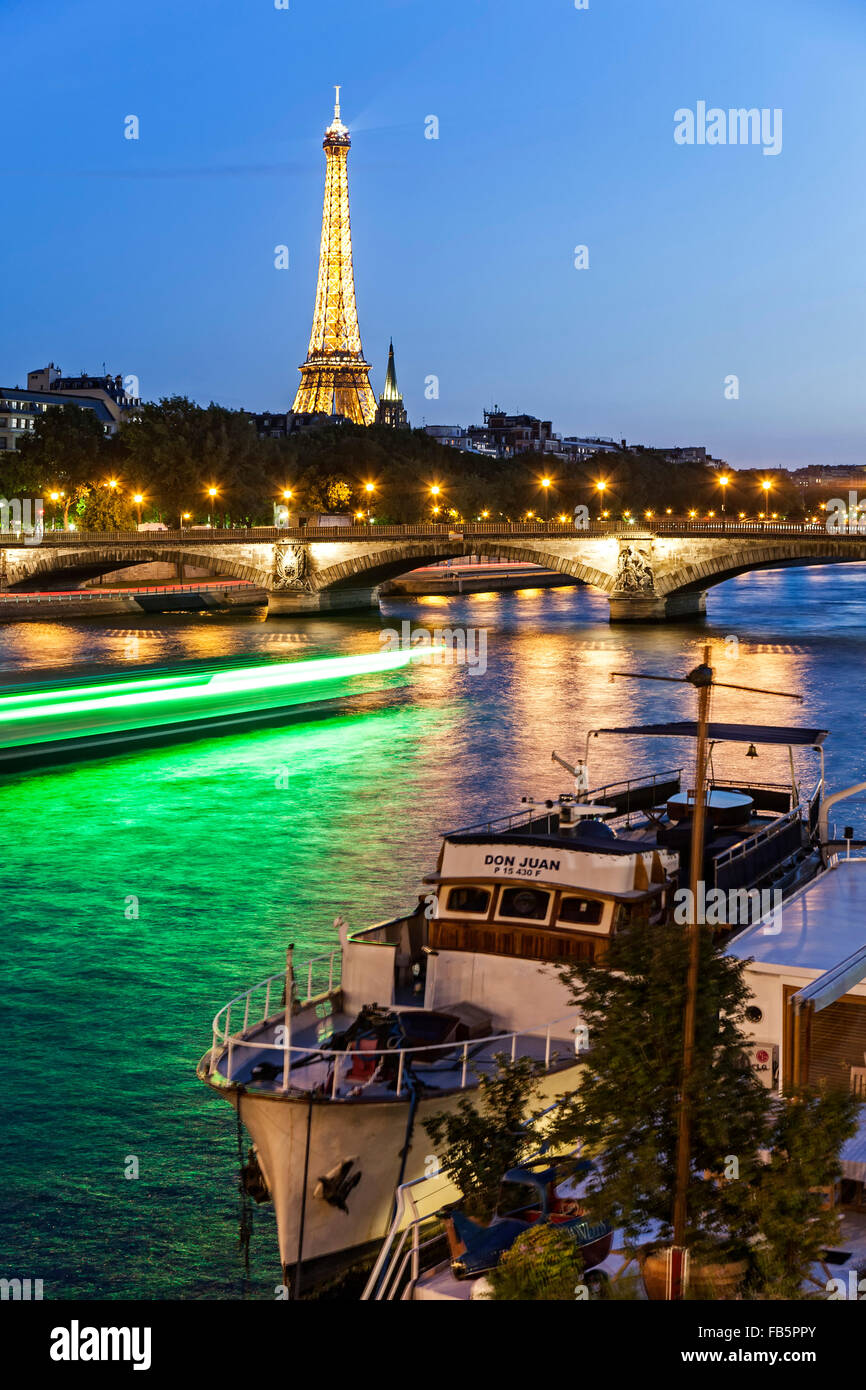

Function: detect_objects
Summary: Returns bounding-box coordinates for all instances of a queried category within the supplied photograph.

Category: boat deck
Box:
[409,1187,866,1301]
[213,1011,578,1099]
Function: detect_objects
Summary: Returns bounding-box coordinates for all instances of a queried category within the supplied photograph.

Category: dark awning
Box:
[592,723,827,746]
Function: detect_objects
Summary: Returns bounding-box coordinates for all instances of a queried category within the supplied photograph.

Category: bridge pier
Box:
[266,586,381,617]
[607,590,707,623]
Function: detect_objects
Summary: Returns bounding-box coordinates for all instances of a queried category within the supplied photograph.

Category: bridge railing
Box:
[0,580,260,602]
[0,519,840,544]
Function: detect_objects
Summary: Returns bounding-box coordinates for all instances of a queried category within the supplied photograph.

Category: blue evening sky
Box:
[1,0,864,468]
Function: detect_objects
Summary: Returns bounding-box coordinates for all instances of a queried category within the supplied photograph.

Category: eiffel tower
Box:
[291,88,376,426]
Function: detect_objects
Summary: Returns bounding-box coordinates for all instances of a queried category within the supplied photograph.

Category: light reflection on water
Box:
[1,565,865,1298]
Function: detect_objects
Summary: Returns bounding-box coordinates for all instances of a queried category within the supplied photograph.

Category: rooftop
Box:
[728,858,866,974]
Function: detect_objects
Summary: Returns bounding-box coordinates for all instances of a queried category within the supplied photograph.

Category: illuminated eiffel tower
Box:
[291,88,376,426]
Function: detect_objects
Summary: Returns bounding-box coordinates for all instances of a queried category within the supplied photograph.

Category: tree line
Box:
[1,394,817,529]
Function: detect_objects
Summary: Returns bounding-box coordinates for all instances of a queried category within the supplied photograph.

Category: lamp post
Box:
[430,484,441,521]
[596,479,607,521]
[761,480,772,521]
[541,476,551,523]
[49,491,60,531]
[133,493,144,527]
[364,481,375,524]
[718,474,729,515]
[207,486,218,527]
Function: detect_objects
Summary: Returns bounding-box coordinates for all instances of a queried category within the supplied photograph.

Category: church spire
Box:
[382,339,400,401]
[375,339,408,427]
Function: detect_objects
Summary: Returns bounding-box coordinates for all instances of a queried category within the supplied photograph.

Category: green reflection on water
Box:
[0,698,455,1299]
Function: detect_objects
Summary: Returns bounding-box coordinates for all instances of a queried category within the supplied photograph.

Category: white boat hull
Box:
[229,1061,584,1277]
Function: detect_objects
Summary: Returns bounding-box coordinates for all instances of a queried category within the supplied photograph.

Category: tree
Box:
[549,912,861,1293]
[548,909,771,1258]
[738,1089,861,1298]
[15,404,109,524]
[118,396,210,526]
[423,1056,545,1218]
[488,1222,587,1301]
[80,487,138,532]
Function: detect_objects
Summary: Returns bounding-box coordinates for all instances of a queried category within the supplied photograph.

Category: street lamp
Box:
[541,476,551,522]
[761,479,772,514]
[181,512,191,531]
[206,486,219,527]
[595,480,608,520]
[363,481,376,524]
[133,493,144,527]
[718,474,729,513]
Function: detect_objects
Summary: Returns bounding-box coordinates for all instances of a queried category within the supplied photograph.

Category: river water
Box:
[1,566,864,1299]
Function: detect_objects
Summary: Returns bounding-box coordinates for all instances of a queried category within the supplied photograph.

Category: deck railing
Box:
[446,769,683,837]
[712,803,807,891]
[209,969,580,1097]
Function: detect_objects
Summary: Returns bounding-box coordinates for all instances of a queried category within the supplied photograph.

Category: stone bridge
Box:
[2,521,865,622]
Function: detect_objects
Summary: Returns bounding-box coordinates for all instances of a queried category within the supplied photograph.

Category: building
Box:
[27,364,139,417]
[0,364,138,453]
[475,408,554,457]
[422,425,498,458]
[375,341,408,428]
[789,466,866,490]
[250,410,347,439]
[291,90,377,425]
[553,436,622,462]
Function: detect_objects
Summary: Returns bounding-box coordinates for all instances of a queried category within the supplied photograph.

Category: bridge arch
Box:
[4,546,269,591]
[658,539,866,598]
[312,539,615,593]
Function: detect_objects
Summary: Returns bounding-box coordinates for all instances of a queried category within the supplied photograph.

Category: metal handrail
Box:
[446,769,682,837]
[0,519,850,545]
[210,975,579,1097]
[360,1174,458,1301]
[712,802,807,876]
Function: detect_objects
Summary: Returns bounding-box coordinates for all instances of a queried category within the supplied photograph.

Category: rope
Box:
[236,1105,253,1286]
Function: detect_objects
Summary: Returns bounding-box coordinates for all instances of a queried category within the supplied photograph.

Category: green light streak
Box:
[0,649,416,739]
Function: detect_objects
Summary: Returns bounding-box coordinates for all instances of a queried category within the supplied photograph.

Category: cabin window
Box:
[558,896,604,926]
[497,887,551,922]
[445,885,491,916]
